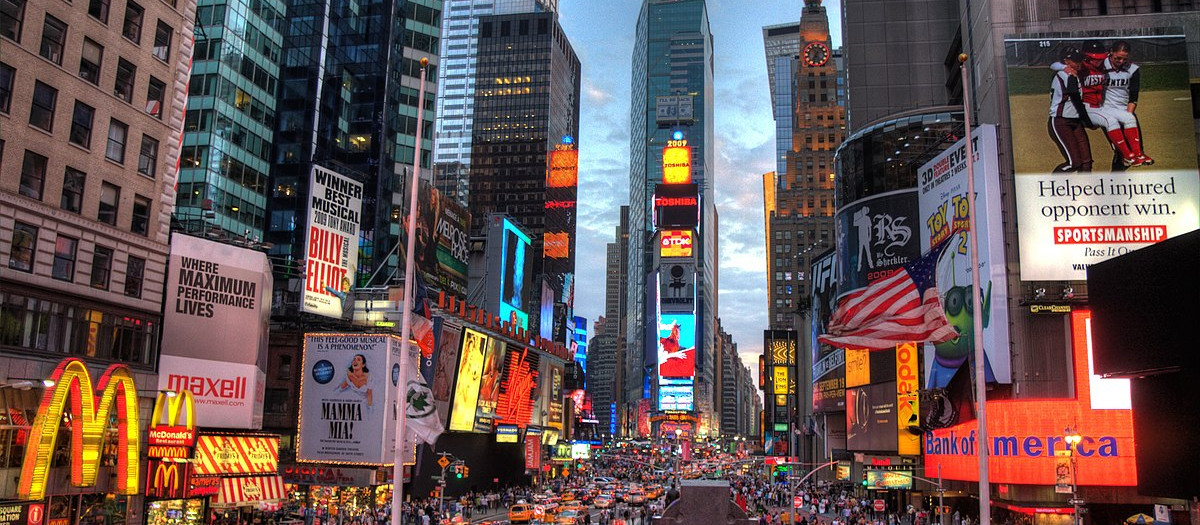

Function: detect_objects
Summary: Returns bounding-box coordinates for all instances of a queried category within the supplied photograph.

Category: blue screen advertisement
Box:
[500,219,531,329]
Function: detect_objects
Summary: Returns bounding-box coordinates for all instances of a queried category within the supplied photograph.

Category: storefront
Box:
[145,498,205,525]
[280,465,387,522]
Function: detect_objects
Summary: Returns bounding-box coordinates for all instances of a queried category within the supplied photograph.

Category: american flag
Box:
[818,242,957,350]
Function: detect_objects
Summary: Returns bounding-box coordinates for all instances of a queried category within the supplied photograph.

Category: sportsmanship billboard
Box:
[298,334,401,464]
[1005,33,1199,281]
[917,125,1013,388]
[302,165,363,318]
[449,329,489,432]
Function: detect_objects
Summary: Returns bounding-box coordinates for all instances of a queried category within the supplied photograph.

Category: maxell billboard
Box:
[302,165,363,319]
[159,234,271,429]
[916,125,1012,388]
[1005,33,1199,280]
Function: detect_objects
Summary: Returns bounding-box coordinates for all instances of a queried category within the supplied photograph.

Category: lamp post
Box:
[674,428,683,490]
[1065,427,1084,525]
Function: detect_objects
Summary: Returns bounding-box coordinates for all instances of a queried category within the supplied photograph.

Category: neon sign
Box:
[19,358,141,500]
[662,143,692,184]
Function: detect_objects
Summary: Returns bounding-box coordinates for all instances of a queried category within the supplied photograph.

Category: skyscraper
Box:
[433,0,555,198]
[174,0,284,240]
[627,0,717,432]
[467,10,580,343]
[266,0,442,309]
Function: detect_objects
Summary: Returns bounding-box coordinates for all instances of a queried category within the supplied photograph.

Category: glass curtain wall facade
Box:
[266,0,441,309]
[626,0,716,423]
[467,11,581,341]
[177,0,286,239]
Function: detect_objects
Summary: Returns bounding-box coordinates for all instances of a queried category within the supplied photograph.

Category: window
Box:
[137,135,157,177]
[98,182,119,225]
[29,81,56,131]
[8,222,36,272]
[19,150,47,199]
[87,0,109,23]
[114,59,135,102]
[69,101,94,147]
[39,15,66,64]
[105,119,127,162]
[90,245,112,289]
[124,256,144,297]
[145,76,165,118]
[152,21,171,61]
[52,235,77,281]
[0,62,12,113]
[61,167,85,212]
[79,38,103,84]
[131,195,150,235]
[121,1,142,42]
[0,0,23,42]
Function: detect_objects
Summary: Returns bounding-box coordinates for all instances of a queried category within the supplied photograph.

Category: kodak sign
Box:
[18,359,140,500]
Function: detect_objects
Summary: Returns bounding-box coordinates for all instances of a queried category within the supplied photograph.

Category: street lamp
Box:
[1064,427,1084,525]
[0,379,55,390]
[674,428,683,489]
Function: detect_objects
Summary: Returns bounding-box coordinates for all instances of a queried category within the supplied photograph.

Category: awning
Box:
[212,476,286,507]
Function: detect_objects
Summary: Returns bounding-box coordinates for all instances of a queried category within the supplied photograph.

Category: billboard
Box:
[658,261,696,313]
[298,334,401,464]
[415,180,470,296]
[546,146,579,188]
[662,142,692,184]
[431,323,462,426]
[160,356,265,430]
[655,95,695,124]
[302,165,363,318]
[548,364,564,429]
[487,216,533,329]
[866,470,914,490]
[162,234,272,367]
[835,189,920,293]
[473,340,508,433]
[810,250,845,412]
[1004,33,1199,281]
[660,230,694,257]
[193,434,280,475]
[846,382,898,452]
[895,342,921,455]
[772,367,790,395]
[657,313,696,379]
[658,381,694,411]
[654,183,699,228]
[924,311,1135,486]
[496,347,541,427]
[917,125,1013,388]
[449,329,489,432]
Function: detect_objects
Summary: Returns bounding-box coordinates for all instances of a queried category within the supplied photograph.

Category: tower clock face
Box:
[803,42,830,67]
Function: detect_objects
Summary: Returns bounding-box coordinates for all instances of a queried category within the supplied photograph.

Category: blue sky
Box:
[559,0,844,371]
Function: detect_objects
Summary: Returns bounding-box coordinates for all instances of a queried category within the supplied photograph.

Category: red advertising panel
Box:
[924,311,1135,486]
[496,347,541,428]
[525,434,542,471]
[546,147,578,188]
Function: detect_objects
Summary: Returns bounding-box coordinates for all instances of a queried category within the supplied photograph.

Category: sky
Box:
[558,0,844,373]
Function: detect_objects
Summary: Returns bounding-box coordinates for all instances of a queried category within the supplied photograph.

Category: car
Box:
[628,488,646,506]
[593,495,614,509]
[561,502,585,513]
[560,492,575,502]
[509,504,534,523]
[556,510,581,525]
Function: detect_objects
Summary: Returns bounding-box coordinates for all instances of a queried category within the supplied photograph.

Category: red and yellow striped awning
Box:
[212,475,286,507]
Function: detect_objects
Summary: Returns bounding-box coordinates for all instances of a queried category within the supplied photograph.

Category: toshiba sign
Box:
[660,230,694,257]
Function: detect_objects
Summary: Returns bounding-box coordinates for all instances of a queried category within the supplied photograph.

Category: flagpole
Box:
[393,56,429,525]
[959,53,991,525]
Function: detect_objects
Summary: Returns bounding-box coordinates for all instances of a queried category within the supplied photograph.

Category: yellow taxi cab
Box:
[628,488,646,505]
[560,492,575,502]
[508,504,533,524]
[556,510,582,525]
[561,502,585,514]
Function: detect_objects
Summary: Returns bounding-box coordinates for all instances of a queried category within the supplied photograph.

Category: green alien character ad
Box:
[917,125,1012,388]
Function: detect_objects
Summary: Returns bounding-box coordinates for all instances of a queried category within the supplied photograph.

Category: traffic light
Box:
[463,466,469,478]
[861,471,869,487]
[455,465,463,478]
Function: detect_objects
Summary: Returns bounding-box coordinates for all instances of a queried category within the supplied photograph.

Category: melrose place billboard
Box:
[1005,32,1199,280]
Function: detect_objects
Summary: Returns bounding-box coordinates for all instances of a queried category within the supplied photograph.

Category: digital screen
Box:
[496,424,519,443]
[662,144,692,184]
[449,329,488,432]
[473,340,507,433]
[496,347,540,427]
[658,381,694,412]
[659,230,694,257]
[866,470,913,489]
[499,220,531,329]
[657,313,696,380]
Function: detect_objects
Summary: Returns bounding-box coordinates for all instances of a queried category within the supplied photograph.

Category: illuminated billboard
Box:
[772,367,789,395]
[658,261,695,314]
[1004,33,1199,281]
[432,324,462,426]
[810,251,845,413]
[659,230,694,257]
[866,470,914,489]
[419,180,470,296]
[486,216,533,330]
[658,381,694,411]
[302,165,363,319]
[846,382,898,452]
[449,329,489,432]
[657,313,696,380]
[546,146,578,188]
[654,183,699,228]
[895,342,921,456]
[473,340,508,433]
[917,125,1013,388]
[496,347,541,427]
[662,142,692,184]
[924,311,1135,486]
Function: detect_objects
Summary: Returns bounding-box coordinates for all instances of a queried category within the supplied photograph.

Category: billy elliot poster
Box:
[302,165,364,319]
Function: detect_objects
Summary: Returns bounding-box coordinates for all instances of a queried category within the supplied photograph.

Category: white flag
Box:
[404,345,443,448]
